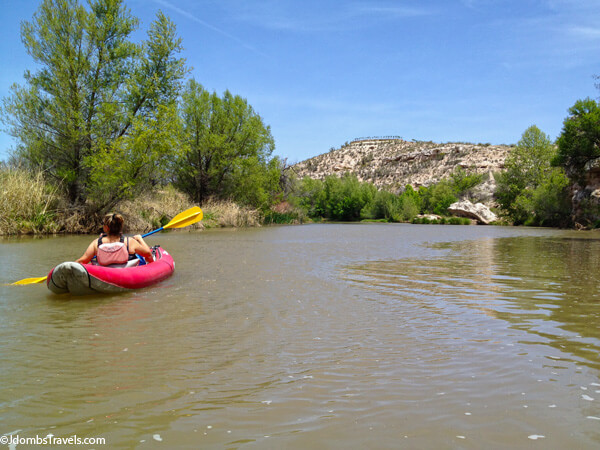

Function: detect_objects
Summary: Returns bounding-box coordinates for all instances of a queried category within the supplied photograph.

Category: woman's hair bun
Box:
[104,213,124,235]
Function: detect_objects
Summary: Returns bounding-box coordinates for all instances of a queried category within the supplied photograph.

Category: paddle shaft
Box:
[142,227,163,238]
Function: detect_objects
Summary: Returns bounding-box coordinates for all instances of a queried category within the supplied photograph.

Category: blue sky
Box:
[0,0,598,163]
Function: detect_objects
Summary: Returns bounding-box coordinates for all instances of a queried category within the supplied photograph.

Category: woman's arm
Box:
[131,235,153,262]
[77,241,97,264]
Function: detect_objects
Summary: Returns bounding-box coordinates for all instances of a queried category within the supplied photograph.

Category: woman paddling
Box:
[77,213,153,265]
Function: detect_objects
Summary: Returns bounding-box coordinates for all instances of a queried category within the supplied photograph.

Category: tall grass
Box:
[120,185,204,233]
[0,166,59,234]
[121,189,261,232]
[263,201,308,224]
[201,200,261,228]
[0,168,263,235]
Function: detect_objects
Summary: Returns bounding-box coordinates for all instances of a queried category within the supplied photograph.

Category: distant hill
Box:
[290,138,512,192]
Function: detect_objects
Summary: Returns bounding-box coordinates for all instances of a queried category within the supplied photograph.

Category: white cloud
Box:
[544,0,600,10]
[568,26,600,40]
[460,0,512,10]
[152,0,269,57]
[230,1,437,33]
[474,0,600,70]
[347,3,437,18]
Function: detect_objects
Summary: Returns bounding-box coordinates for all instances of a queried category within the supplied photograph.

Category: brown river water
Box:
[1,224,599,449]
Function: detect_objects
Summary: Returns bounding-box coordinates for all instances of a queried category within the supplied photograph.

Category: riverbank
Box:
[0,167,261,235]
[0,166,595,235]
[118,191,262,232]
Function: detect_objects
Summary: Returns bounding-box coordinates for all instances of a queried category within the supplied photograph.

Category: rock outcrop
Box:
[571,157,600,225]
[291,138,511,194]
[448,200,498,224]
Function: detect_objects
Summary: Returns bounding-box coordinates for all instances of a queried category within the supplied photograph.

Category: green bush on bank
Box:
[412,216,471,225]
[263,211,305,225]
[290,173,377,221]
[287,169,484,224]
[361,187,421,222]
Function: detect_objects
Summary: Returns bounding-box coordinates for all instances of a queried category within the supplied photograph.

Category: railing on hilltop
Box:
[350,136,403,143]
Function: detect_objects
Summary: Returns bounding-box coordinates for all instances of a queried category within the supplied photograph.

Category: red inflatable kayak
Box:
[47,246,174,295]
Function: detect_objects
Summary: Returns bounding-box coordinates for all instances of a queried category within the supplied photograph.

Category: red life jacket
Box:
[97,234,130,266]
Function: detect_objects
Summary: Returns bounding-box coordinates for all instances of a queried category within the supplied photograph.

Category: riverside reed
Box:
[0,167,60,234]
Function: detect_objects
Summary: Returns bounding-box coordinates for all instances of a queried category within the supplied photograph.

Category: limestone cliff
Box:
[290,138,512,193]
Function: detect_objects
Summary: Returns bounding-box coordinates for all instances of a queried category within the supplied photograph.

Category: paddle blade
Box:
[163,206,203,229]
[165,211,203,229]
[11,276,48,286]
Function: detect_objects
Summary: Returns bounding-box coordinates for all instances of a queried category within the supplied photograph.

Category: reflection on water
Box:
[1,225,600,448]
[344,235,600,371]
[349,236,600,372]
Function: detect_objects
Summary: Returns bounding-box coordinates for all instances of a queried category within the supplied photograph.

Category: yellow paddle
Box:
[10,206,203,286]
[11,275,49,285]
[141,206,203,237]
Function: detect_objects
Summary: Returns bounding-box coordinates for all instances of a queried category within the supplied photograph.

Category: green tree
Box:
[321,174,376,221]
[528,168,571,227]
[555,98,600,183]
[173,80,276,207]
[293,176,327,218]
[364,190,401,221]
[1,0,187,213]
[397,185,421,221]
[291,174,376,221]
[450,166,484,196]
[362,185,421,222]
[496,126,554,221]
[398,196,419,221]
[226,155,283,210]
[496,125,570,225]
[420,181,457,215]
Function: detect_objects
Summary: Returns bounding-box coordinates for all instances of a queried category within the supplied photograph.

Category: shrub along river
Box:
[1,224,599,448]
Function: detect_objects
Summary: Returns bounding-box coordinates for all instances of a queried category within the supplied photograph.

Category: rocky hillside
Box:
[290,138,512,192]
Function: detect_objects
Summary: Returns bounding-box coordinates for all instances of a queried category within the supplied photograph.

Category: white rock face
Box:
[291,139,511,193]
[448,200,498,224]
